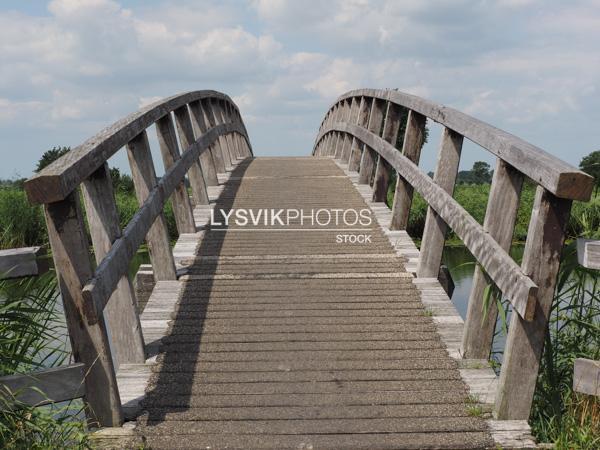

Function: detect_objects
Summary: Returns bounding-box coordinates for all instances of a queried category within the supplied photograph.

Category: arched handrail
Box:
[24,89,253,427]
[316,88,592,201]
[26,90,251,204]
[312,88,593,421]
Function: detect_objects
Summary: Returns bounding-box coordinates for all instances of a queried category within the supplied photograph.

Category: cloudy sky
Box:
[0,0,599,179]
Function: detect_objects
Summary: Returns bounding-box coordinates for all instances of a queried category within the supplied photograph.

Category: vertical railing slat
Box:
[188,101,219,185]
[495,187,572,419]
[126,130,177,281]
[173,105,210,205]
[358,98,384,185]
[44,193,123,426]
[82,164,146,368]
[417,127,463,277]
[348,97,370,172]
[372,102,402,202]
[461,159,523,359]
[156,113,196,233]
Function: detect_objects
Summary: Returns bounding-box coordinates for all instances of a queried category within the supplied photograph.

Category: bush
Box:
[0,189,46,249]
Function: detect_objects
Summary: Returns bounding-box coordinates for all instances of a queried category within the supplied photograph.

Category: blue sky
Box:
[0,0,599,179]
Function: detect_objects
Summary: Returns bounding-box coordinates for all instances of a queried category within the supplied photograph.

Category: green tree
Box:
[471,161,492,184]
[35,147,70,173]
[579,150,600,195]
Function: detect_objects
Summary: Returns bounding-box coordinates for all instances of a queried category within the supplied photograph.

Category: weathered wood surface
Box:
[462,160,523,359]
[44,193,123,426]
[81,122,245,320]
[573,358,600,396]
[319,122,537,321]
[0,364,85,406]
[577,238,600,270]
[25,90,243,204]
[128,157,498,449]
[329,88,594,201]
[82,164,146,367]
[0,246,48,279]
[496,188,572,419]
[417,127,463,278]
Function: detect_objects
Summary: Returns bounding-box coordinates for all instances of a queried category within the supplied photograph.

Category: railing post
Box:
[156,113,196,234]
[188,101,219,185]
[206,99,232,171]
[126,130,177,281]
[223,102,240,160]
[495,187,572,419]
[372,102,402,202]
[358,98,384,185]
[173,105,210,205]
[348,97,370,172]
[390,110,426,230]
[461,159,523,359]
[342,97,359,163]
[417,127,463,277]
[335,100,351,159]
[44,193,123,426]
[81,164,146,368]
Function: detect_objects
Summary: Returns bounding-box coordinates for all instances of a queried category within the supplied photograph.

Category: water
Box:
[442,244,524,358]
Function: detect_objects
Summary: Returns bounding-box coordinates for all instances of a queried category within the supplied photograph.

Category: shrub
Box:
[0,189,46,249]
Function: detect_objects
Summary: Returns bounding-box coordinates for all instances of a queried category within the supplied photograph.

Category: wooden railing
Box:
[24,90,252,427]
[313,88,594,420]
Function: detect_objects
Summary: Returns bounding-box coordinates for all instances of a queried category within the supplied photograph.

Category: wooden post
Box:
[372,102,402,202]
[44,193,123,426]
[173,106,210,206]
[188,101,219,185]
[335,100,350,159]
[81,165,146,368]
[207,99,233,170]
[342,97,359,163]
[461,160,523,359]
[126,130,177,281]
[348,97,370,172]
[156,113,196,234]
[390,110,426,230]
[358,98,384,185]
[417,127,463,278]
[223,102,240,160]
[495,187,572,419]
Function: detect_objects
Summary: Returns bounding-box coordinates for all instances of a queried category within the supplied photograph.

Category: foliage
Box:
[0,189,47,250]
[114,192,178,241]
[110,167,135,194]
[457,161,493,184]
[579,150,600,195]
[0,272,90,448]
[35,147,70,173]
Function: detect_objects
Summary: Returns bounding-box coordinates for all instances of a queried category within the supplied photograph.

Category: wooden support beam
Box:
[173,106,210,206]
[417,127,463,278]
[342,98,359,163]
[207,99,232,171]
[462,160,523,359]
[0,247,48,279]
[126,130,177,281]
[156,113,196,234]
[188,101,219,185]
[358,146,377,185]
[372,102,402,202]
[495,187,572,419]
[390,110,426,230]
[577,239,600,269]
[82,164,145,367]
[0,363,85,407]
[44,193,122,426]
[573,358,600,396]
[348,97,369,171]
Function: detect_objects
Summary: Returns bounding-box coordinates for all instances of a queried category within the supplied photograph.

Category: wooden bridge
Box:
[23,89,594,449]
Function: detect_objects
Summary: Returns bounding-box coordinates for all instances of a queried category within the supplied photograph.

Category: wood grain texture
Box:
[189,101,219,186]
[573,358,600,396]
[577,239,600,270]
[0,364,85,407]
[156,114,196,234]
[495,187,572,419]
[25,91,243,204]
[44,193,123,426]
[127,130,177,282]
[461,160,523,359]
[173,106,210,206]
[317,122,537,320]
[417,127,463,278]
[0,246,47,279]
[372,102,402,202]
[390,110,426,230]
[82,164,146,367]
[328,89,593,200]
